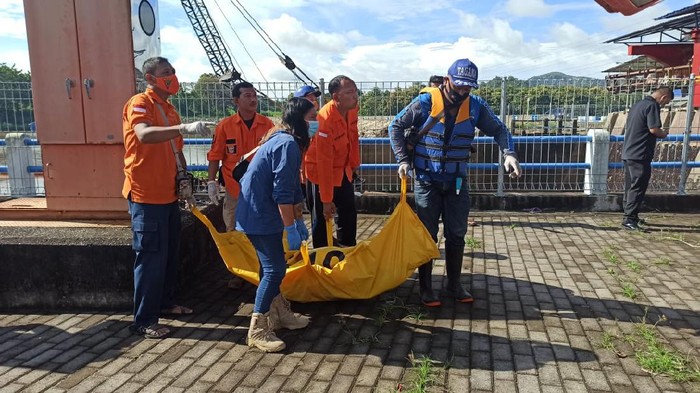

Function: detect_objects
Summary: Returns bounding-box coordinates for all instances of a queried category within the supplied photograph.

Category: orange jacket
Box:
[304,101,360,203]
[207,113,274,196]
[122,88,184,204]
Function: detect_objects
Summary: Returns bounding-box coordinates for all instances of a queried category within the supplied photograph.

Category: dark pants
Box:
[247,233,287,314]
[414,179,470,287]
[128,199,181,329]
[622,159,651,223]
[307,174,357,247]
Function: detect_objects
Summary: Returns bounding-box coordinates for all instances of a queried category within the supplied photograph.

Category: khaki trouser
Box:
[222,191,238,232]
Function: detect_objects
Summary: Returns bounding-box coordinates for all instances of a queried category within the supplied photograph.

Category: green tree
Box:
[0,63,33,131]
[0,63,31,82]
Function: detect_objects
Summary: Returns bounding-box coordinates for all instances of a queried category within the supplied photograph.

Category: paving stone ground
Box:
[1,211,699,392]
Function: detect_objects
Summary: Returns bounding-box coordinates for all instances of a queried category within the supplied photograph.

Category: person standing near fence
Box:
[122,56,212,338]
[429,75,443,88]
[390,58,522,307]
[621,86,674,231]
[206,82,274,231]
[304,75,360,247]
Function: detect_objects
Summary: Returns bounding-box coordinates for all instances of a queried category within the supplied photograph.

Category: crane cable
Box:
[210,0,245,80]
[206,0,273,98]
[228,0,318,88]
[211,0,268,85]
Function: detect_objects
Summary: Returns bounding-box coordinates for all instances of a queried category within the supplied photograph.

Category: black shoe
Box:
[445,285,474,303]
[420,289,441,307]
[621,221,646,232]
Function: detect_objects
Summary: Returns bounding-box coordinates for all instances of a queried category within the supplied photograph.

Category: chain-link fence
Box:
[1,77,698,197]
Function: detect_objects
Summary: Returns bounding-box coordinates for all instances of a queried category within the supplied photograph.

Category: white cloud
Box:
[0,0,26,39]
[505,0,554,17]
[2,48,31,72]
[504,0,595,18]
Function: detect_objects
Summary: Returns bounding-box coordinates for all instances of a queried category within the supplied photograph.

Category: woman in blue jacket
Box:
[236,97,318,352]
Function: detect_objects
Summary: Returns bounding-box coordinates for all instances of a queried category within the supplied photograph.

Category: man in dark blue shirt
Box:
[621,86,674,231]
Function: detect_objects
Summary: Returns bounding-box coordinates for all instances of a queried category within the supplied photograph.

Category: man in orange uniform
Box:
[206,82,274,232]
[123,56,211,339]
[304,75,360,247]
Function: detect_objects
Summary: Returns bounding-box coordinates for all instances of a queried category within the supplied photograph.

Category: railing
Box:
[2,133,699,197]
[1,76,699,197]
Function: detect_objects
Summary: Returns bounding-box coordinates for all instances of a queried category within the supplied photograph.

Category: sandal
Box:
[131,323,170,339]
[161,305,193,316]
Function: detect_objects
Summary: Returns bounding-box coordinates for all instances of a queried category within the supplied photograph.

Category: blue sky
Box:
[1,0,698,82]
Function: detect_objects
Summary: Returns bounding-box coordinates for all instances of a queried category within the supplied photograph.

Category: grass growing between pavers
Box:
[653,256,673,266]
[396,353,444,393]
[600,315,700,385]
[338,297,424,345]
[601,245,641,300]
[465,236,481,249]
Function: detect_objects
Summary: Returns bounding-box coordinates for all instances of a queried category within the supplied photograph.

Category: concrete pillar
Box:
[6,133,37,197]
[584,129,609,195]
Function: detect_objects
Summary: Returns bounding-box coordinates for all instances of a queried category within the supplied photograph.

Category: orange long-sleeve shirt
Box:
[304,101,360,203]
[207,113,274,196]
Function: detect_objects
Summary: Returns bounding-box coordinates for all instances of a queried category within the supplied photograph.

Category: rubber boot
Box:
[444,245,473,303]
[268,294,310,331]
[418,261,441,307]
[247,312,286,353]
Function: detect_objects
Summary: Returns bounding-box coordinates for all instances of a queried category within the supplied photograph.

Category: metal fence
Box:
[1,77,698,197]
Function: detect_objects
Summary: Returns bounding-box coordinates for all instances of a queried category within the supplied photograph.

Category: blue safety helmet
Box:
[294,85,321,98]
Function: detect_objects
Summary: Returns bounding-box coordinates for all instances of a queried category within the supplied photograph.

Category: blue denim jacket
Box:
[235,132,304,235]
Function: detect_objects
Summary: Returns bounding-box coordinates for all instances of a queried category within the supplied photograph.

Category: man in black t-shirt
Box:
[621,86,674,231]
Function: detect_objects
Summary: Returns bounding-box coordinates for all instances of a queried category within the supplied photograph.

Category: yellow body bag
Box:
[192,179,440,302]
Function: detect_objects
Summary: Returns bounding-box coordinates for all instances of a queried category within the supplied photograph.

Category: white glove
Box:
[398,162,411,179]
[504,155,522,178]
[180,121,216,137]
[207,180,219,206]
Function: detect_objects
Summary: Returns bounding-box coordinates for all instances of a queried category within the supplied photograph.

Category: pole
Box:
[497,77,507,197]
[677,73,695,195]
[318,78,325,108]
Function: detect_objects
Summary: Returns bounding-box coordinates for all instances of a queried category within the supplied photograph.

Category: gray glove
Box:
[504,155,522,178]
[397,162,411,179]
[207,180,219,206]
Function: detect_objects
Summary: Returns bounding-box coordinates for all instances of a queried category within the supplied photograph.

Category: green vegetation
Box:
[621,283,638,300]
[0,63,33,131]
[375,297,424,327]
[653,257,672,266]
[634,323,700,383]
[401,353,441,393]
[601,315,700,384]
[466,236,482,249]
[626,260,642,274]
[602,246,620,264]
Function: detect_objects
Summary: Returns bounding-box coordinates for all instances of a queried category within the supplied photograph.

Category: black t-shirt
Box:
[622,96,661,161]
[243,114,255,130]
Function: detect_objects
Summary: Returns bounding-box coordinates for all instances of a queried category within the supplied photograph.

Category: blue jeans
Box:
[248,233,287,314]
[413,179,470,249]
[128,199,181,328]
